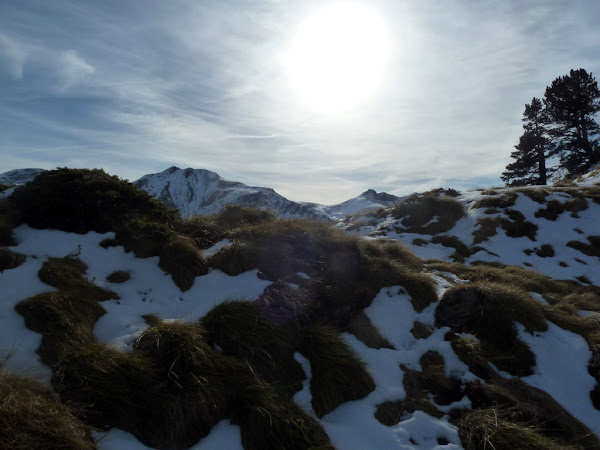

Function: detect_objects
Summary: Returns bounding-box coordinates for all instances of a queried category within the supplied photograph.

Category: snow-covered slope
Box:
[342,183,600,287]
[310,189,401,220]
[134,166,399,221]
[0,168,46,197]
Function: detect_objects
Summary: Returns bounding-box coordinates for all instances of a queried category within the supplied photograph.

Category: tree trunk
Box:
[537,143,547,185]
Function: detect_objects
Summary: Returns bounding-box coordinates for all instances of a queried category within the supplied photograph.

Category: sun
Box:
[285,2,390,114]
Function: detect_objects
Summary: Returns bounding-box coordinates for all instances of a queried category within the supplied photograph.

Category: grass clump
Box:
[567,236,600,257]
[38,257,117,301]
[105,270,130,283]
[402,351,464,406]
[473,210,537,243]
[158,236,208,291]
[535,244,555,257]
[10,168,177,234]
[375,398,444,426]
[299,324,375,418]
[435,283,546,376]
[0,371,95,449]
[390,193,465,235]
[174,215,225,249]
[472,192,518,209]
[201,301,305,396]
[454,379,600,450]
[215,205,276,229]
[534,200,564,221]
[0,247,26,272]
[564,197,588,213]
[431,235,474,263]
[230,383,333,450]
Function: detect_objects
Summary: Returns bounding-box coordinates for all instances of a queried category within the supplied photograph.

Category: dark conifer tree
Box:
[502,97,554,186]
[544,68,600,173]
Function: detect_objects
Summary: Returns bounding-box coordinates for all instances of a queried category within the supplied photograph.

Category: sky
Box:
[1,0,599,204]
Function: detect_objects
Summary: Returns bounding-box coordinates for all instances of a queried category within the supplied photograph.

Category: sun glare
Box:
[285,2,390,114]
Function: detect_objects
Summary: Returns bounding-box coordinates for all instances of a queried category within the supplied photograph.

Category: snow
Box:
[518,322,600,435]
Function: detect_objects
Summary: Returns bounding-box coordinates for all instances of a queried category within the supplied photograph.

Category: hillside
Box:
[1,168,600,449]
[0,167,400,221]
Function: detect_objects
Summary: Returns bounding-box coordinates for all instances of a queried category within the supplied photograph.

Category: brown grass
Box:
[299,324,375,418]
[0,371,95,449]
[0,247,26,272]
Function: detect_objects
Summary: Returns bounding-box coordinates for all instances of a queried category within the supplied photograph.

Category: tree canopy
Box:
[503,69,600,185]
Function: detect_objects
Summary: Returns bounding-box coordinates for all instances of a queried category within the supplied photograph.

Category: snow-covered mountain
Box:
[134,166,399,221]
[0,168,45,187]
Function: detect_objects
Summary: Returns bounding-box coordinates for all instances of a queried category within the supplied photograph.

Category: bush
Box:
[299,324,375,417]
[10,168,177,233]
[0,371,95,449]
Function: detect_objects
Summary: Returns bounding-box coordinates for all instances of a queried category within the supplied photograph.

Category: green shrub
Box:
[299,324,375,418]
[390,194,465,234]
[0,248,26,272]
[10,168,177,233]
[0,371,95,449]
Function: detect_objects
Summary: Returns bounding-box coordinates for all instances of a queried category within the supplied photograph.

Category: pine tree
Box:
[544,68,600,174]
[502,97,554,186]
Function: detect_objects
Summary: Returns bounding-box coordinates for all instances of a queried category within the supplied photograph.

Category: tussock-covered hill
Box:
[2,168,600,450]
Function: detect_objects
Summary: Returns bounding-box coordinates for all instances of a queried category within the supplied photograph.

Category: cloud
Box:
[57,50,95,90]
[0,34,26,79]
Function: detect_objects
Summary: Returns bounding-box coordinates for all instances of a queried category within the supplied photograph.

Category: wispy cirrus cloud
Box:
[0,0,599,203]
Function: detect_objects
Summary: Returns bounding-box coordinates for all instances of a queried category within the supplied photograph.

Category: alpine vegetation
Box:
[1,167,600,449]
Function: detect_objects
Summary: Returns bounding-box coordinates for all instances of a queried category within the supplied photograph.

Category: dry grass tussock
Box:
[453,379,600,450]
[299,324,375,418]
[14,253,335,449]
[0,247,26,272]
[209,219,436,325]
[0,371,95,449]
[389,191,465,235]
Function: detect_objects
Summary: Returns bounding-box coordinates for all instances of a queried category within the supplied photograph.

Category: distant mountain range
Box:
[0,166,401,221]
